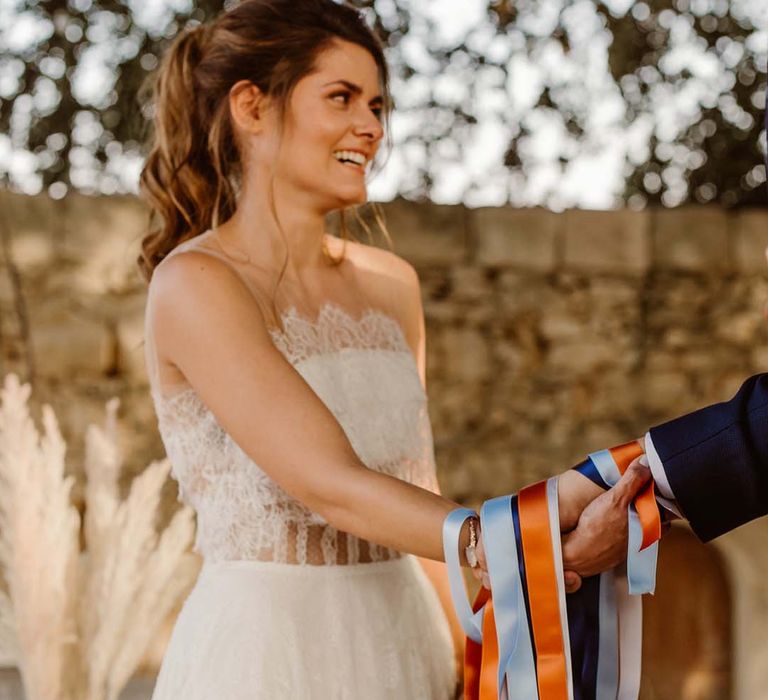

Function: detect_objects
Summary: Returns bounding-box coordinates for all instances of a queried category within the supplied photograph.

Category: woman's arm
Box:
[148,251,477,564]
[394,256,467,665]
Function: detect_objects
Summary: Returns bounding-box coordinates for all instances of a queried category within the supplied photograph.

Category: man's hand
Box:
[561,456,653,592]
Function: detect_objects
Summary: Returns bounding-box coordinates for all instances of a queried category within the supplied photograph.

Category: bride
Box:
[138,0,599,697]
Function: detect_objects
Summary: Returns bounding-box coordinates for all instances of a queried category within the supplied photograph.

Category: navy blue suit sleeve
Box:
[648,374,768,542]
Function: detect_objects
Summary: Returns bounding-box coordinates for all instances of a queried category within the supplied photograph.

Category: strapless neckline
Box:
[276,300,406,339]
[151,300,417,407]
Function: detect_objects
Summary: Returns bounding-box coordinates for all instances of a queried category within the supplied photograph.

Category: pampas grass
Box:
[0,374,198,700]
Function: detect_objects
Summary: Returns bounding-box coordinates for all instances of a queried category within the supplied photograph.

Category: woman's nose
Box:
[354,109,384,143]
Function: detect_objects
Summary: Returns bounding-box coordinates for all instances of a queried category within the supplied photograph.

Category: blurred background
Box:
[1,0,766,207]
[0,1,766,698]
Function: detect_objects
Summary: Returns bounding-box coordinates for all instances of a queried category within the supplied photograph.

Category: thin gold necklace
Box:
[209,229,334,266]
[207,229,253,264]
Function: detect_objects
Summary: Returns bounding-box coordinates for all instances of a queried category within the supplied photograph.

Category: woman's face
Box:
[256,39,385,211]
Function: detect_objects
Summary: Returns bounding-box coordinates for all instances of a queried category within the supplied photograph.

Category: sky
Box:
[0,0,766,209]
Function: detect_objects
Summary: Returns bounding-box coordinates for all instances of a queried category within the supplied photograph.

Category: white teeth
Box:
[333,150,367,166]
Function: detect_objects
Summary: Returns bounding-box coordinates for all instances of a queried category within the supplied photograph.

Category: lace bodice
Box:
[145,240,440,566]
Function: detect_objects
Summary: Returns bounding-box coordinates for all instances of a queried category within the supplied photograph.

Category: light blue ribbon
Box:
[590,449,622,488]
[442,507,484,644]
[481,496,539,700]
[627,504,658,595]
[588,450,658,595]
[595,569,620,700]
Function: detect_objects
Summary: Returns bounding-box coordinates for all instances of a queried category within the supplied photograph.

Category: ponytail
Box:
[137,23,238,281]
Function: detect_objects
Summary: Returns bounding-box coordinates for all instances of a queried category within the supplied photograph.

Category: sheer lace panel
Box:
[145,241,440,566]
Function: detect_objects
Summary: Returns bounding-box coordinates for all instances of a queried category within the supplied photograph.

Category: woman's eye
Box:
[331,92,383,121]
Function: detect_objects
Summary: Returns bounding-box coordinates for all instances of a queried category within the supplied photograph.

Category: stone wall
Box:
[1,190,767,500]
[383,200,768,499]
[2,191,768,697]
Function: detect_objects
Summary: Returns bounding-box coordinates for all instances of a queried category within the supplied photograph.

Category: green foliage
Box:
[0,0,765,207]
[596,0,766,206]
[1,0,225,195]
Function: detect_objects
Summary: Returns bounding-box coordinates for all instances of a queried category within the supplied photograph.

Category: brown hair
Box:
[137,0,393,284]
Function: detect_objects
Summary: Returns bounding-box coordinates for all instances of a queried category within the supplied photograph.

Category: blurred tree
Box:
[595,0,767,206]
[0,0,226,197]
[0,0,765,208]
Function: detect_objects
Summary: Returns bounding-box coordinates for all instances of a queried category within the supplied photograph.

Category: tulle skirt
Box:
[150,554,457,699]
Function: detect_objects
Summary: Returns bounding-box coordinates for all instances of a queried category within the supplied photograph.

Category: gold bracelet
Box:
[465,515,479,568]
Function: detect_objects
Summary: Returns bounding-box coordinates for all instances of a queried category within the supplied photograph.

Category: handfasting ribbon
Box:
[463,585,497,699]
[579,442,660,595]
[574,441,660,698]
[443,441,664,700]
[595,568,619,699]
[545,478,575,700]
[616,573,643,700]
[518,481,569,699]
[480,592,501,699]
[443,507,484,644]
[481,495,538,700]
[599,441,661,551]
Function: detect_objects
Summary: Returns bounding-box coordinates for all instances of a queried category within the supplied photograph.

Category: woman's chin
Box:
[329,188,367,209]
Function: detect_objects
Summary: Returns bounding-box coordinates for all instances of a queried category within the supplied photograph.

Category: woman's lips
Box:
[335,158,365,174]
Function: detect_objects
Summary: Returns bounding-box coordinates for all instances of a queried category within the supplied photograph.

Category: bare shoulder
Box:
[331,236,423,353]
[149,249,254,314]
[147,250,272,364]
[333,236,420,306]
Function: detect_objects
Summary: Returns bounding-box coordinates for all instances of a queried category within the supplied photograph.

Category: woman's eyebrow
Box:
[323,79,383,103]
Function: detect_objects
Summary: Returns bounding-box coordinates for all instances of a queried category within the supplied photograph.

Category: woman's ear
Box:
[229,80,268,135]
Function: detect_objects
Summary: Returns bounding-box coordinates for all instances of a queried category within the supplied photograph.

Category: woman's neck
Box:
[216,179,333,276]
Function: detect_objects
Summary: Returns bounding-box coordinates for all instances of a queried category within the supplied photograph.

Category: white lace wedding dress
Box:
[144,233,456,699]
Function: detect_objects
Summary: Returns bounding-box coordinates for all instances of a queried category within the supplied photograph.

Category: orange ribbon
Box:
[464,585,498,699]
[609,442,661,550]
[462,440,663,700]
[519,480,570,700]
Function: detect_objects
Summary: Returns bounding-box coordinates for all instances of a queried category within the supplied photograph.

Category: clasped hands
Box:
[469,448,658,594]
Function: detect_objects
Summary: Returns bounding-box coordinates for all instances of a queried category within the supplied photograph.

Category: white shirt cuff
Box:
[644,432,683,518]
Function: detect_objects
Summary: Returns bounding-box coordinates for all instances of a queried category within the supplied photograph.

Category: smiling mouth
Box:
[334,158,365,175]
[334,159,366,174]
[332,149,371,172]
